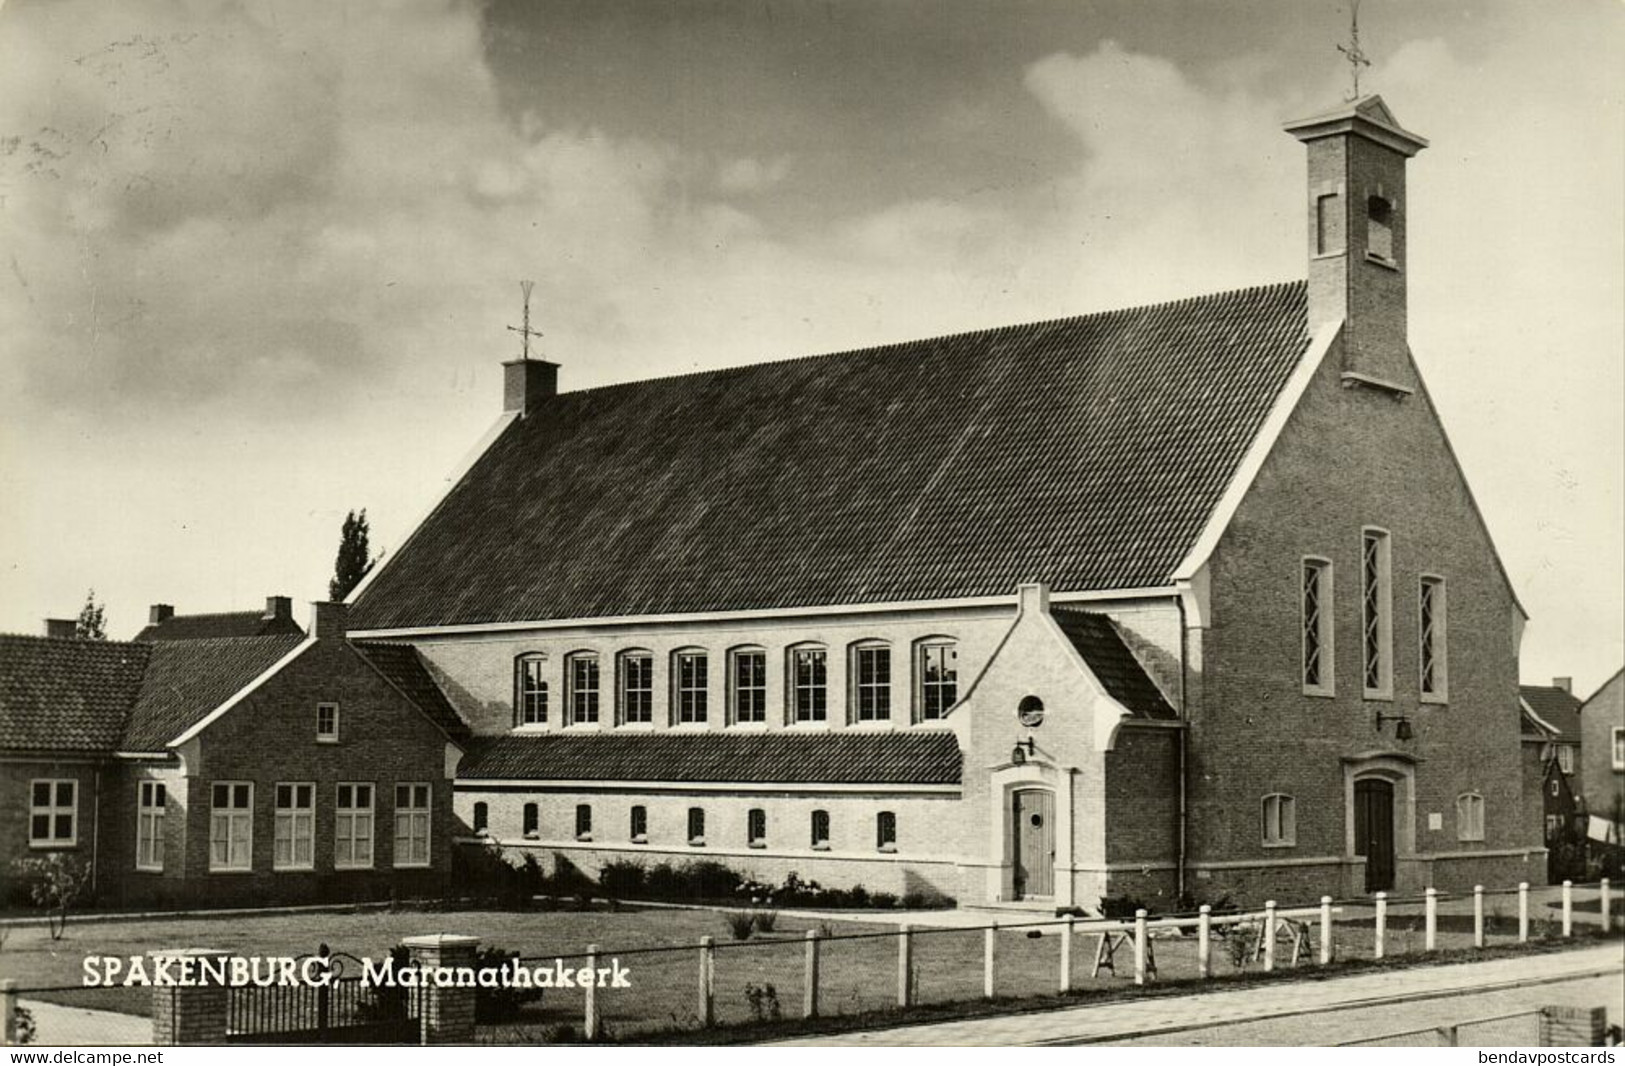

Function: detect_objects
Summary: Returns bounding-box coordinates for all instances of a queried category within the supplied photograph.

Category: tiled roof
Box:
[0,636,150,753]
[353,642,472,742]
[135,611,304,642]
[1520,685,1582,741]
[458,731,963,785]
[120,636,306,751]
[1050,609,1178,720]
[352,282,1310,630]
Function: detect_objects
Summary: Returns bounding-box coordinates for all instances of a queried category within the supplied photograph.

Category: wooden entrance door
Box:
[1012,788,1055,898]
[1354,778,1396,892]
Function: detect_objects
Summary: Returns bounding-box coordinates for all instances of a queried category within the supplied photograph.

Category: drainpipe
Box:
[1175,593,1189,901]
[91,765,102,900]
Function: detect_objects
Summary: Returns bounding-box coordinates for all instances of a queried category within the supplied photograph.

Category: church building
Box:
[346,96,1543,909]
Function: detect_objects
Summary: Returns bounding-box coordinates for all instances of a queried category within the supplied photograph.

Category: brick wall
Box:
[0,759,103,904]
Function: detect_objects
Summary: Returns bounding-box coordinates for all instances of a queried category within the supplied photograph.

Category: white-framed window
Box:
[394,783,431,868]
[1302,558,1335,696]
[687,806,706,846]
[316,702,339,743]
[1557,744,1575,775]
[1613,727,1625,771]
[917,639,959,721]
[29,779,76,847]
[566,653,600,725]
[1361,529,1393,698]
[136,782,165,871]
[575,803,593,841]
[673,650,708,724]
[630,805,648,844]
[747,807,767,848]
[618,651,653,725]
[515,654,548,726]
[811,809,830,850]
[335,783,374,869]
[1419,575,1447,702]
[1456,792,1485,842]
[522,802,539,839]
[851,642,892,722]
[876,810,897,853]
[209,782,253,871]
[1261,793,1296,848]
[274,783,316,871]
[790,646,827,723]
[729,647,767,724]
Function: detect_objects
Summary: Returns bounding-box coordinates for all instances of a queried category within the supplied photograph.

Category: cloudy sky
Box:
[1,0,1620,692]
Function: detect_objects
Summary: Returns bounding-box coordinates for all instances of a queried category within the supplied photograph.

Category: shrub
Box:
[744,982,781,1021]
[869,891,899,909]
[645,862,686,899]
[598,859,647,899]
[690,860,744,900]
[753,908,779,934]
[846,884,870,908]
[10,854,91,940]
[724,910,757,940]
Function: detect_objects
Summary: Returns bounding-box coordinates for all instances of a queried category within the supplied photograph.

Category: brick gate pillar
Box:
[1540,1005,1608,1047]
[149,949,230,1045]
[404,934,481,1045]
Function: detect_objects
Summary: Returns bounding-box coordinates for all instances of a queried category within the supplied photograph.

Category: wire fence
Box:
[1339,1009,1545,1047]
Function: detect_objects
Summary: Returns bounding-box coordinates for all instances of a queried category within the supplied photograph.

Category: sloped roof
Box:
[458,731,963,786]
[352,282,1310,630]
[121,636,306,751]
[0,636,150,753]
[1050,608,1178,720]
[353,642,472,742]
[135,611,304,642]
[1520,684,1582,742]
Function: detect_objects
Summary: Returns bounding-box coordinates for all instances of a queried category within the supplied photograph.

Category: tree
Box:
[329,508,379,601]
[75,588,107,640]
[11,854,91,940]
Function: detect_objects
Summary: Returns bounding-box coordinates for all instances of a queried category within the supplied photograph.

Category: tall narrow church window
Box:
[630,805,648,843]
[1302,558,1334,696]
[1419,576,1447,701]
[1315,193,1339,255]
[917,640,959,721]
[619,651,653,725]
[1362,530,1392,698]
[687,807,706,845]
[575,803,592,841]
[811,809,830,850]
[674,650,708,724]
[567,653,600,725]
[852,642,891,722]
[1367,195,1394,261]
[522,802,539,839]
[1455,792,1484,842]
[747,808,767,847]
[876,810,897,852]
[790,647,828,722]
[730,648,767,723]
[516,654,548,726]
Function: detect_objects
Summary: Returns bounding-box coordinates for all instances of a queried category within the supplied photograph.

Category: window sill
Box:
[563,723,603,731]
[393,862,432,870]
[576,835,594,843]
[1364,251,1400,271]
[688,839,706,848]
[208,867,255,874]
[334,863,374,871]
[316,737,339,745]
[876,845,897,854]
[631,836,648,845]
[513,724,550,733]
[28,840,79,850]
[748,842,766,849]
[615,722,655,730]
[1420,694,1449,706]
[134,864,164,873]
[1262,841,1297,850]
[523,832,540,841]
[1311,249,1346,261]
[1302,687,1336,699]
[811,844,830,852]
[273,865,317,873]
[1362,691,1394,703]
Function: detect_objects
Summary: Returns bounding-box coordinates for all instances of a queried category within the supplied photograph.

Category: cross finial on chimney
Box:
[1337,0,1372,101]
[506,279,545,361]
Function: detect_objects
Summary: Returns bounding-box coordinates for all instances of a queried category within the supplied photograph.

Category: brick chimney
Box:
[503,358,559,416]
[149,604,175,625]
[1284,96,1428,393]
[263,596,292,622]
[1552,676,1572,694]
[44,618,77,639]
[310,601,347,642]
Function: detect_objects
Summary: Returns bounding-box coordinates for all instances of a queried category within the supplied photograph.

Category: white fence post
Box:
[1602,878,1613,933]
[1133,910,1149,986]
[1197,905,1212,979]
[1473,885,1485,948]
[1518,882,1530,942]
[1060,916,1074,993]
[983,922,997,999]
[1319,896,1333,965]
[0,979,16,1047]
[583,943,600,1041]
[1262,900,1277,972]
[803,930,820,1019]
[1425,888,1438,951]
[1374,892,1387,959]
[698,935,715,1027]
[897,924,912,1008]
[1562,880,1574,937]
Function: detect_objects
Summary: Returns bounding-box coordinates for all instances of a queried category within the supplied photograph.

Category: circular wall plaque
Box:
[1017,694,1045,728]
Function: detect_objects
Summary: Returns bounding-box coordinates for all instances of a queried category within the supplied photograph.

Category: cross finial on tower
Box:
[1336,0,1372,101]
[507,279,544,361]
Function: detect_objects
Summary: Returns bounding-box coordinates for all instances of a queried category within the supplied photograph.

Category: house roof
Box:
[0,635,151,753]
[351,281,1311,631]
[121,636,306,751]
[134,611,304,642]
[1520,684,1583,742]
[352,642,472,742]
[458,731,963,786]
[1050,609,1178,720]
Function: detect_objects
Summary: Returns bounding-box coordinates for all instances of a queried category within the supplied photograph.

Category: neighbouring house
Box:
[1521,678,1584,795]
[344,94,1544,910]
[1579,669,1624,840]
[0,603,467,908]
[134,596,305,642]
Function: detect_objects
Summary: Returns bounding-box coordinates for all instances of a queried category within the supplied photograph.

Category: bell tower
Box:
[1284,96,1427,393]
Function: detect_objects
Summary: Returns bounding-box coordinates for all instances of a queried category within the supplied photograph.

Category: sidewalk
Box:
[771,943,1624,1046]
[16,999,151,1046]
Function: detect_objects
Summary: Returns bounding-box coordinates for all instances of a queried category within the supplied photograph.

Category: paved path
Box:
[773,943,1624,1046]
[17,999,151,1046]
